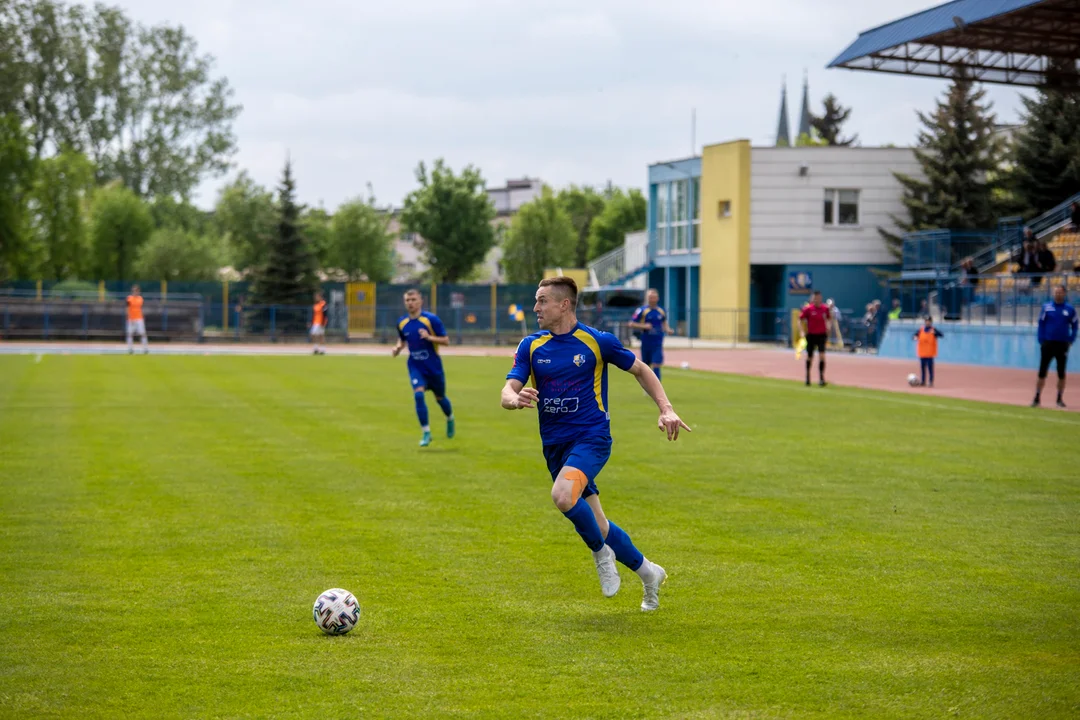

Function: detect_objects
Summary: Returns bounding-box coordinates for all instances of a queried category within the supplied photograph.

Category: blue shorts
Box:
[641,341,664,367]
[542,436,612,498]
[408,367,446,396]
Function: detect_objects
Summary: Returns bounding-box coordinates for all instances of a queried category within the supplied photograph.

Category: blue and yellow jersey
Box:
[506,322,637,445]
[631,305,667,344]
[397,311,446,375]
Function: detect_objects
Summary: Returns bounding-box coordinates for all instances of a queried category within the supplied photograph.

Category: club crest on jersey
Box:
[573,353,586,367]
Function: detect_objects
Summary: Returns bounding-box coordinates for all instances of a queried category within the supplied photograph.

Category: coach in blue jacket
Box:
[1033,285,1078,408]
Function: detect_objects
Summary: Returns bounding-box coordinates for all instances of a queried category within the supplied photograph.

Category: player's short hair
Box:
[403,288,422,299]
[812,290,822,297]
[538,276,578,306]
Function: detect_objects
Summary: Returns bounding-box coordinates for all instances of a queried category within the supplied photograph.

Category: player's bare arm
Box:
[628,360,691,441]
[501,379,539,410]
[392,339,404,357]
[418,328,450,346]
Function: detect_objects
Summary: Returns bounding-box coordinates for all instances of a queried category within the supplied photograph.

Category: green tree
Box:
[811,94,858,146]
[134,227,223,281]
[302,205,333,270]
[400,159,495,283]
[879,75,1004,260]
[502,187,577,285]
[795,132,829,147]
[0,114,35,280]
[89,183,154,280]
[1010,88,1080,218]
[26,146,94,279]
[251,159,318,306]
[149,195,212,235]
[556,185,606,267]
[587,188,647,260]
[214,172,276,273]
[8,1,240,198]
[330,197,394,283]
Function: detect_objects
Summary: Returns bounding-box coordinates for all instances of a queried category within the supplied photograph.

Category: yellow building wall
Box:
[543,267,589,289]
[698,139,751,341]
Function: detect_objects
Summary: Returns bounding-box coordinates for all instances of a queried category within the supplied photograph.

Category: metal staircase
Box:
[586,232,653,289]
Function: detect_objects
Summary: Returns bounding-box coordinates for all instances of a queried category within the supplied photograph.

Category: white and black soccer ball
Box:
[680,361,690,370]
[313,588,361,635]
[907,373,920,386]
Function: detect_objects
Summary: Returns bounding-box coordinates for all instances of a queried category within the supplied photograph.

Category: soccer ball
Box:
[680,361,690,369]
[907,373,920,386]
[313,588,360,635]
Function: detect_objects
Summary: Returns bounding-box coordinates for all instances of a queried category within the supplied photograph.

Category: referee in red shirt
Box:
[799,290,832,387]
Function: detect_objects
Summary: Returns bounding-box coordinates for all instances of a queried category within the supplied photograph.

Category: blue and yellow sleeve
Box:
[506,338,532,383]
[598,330,637,371]
[430,313,447,337]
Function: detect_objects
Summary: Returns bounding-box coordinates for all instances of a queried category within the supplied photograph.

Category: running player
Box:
[501,276,690,611]
[799,290,831,386]
[126,284,148,354]
[628,288,674,380]
[311,291,327,355]
[393,289,455,446]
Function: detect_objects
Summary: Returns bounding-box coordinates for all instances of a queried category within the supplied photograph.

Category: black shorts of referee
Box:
[805,333,828,357]
[1039,341,1070,380]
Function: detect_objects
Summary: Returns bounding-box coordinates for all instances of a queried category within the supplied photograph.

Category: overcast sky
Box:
[87,0,1030,210]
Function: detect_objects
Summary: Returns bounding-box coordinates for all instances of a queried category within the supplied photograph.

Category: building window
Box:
[824,188,860,226]
[673,180,687,223]
[718,200,731,218]
[654,182,669,254]
[692,177,700,221]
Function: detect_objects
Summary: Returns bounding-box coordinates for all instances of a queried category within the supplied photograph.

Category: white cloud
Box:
[78,0,1028,210]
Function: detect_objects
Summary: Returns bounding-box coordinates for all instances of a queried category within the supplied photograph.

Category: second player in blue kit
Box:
[628,288,674,380]
[393,288,455,446]
[501,276,691,611]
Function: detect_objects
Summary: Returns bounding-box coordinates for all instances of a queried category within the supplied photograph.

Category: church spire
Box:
[798,70,813,140]
[775,78,791,147]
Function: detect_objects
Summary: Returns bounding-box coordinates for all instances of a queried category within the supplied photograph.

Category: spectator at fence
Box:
[913,316,944,388]
[888,298,902,321]
[959,257,979,288]
[1037,240,1057,275]
[1070,201,1080,232]
[1014,237,1041,276]
[862,300,883,349]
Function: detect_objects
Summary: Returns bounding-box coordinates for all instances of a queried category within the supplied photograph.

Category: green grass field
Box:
[1,354,1078,719]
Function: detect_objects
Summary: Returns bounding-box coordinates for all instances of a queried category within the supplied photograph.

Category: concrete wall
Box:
[878,320,1052,370]
[749,147,922,265]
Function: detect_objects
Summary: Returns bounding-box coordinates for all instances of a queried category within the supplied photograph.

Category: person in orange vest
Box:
[912,316,944,387]
[311,291,327,355]
[126,284,148,354]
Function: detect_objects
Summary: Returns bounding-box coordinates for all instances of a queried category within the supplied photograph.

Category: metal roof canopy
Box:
[828,0,1080,87]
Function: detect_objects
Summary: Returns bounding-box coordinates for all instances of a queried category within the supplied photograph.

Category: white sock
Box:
[634,559,655,580]
[422,425,431,433]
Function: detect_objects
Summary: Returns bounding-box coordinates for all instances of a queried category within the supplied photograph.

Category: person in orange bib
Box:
[311,291,327,355]
[126,285,148,354]
[912,315,944,387]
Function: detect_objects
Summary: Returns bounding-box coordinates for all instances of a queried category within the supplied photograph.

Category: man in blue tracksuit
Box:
[1033,285,1078,408]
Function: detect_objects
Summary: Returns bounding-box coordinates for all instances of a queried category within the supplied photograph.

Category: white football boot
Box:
[592,544,621,597]
[637,559,667,611]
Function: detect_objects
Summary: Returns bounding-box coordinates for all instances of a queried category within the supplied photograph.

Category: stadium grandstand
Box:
[828,0,1080,369]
